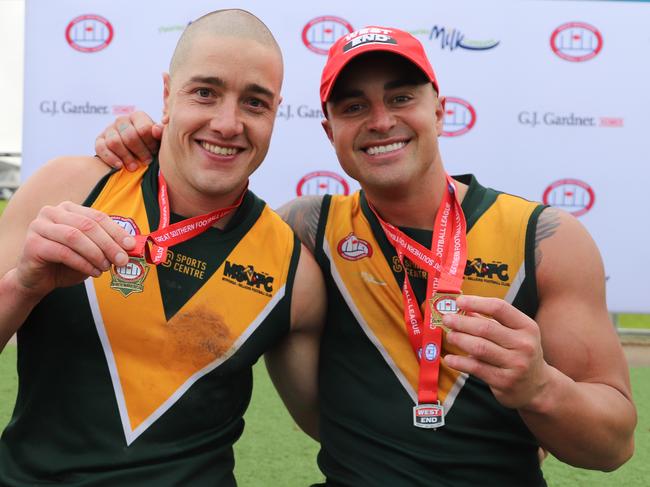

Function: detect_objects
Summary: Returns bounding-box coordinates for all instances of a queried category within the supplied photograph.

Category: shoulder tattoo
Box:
[276,196,324,254]
[534,207,561,267]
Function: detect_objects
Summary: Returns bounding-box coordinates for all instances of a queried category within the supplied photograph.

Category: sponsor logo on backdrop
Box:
[158,21,192,34]
[276,104,324,121]
[543,179,595,217]
[551,22,603,62]
[222,261,275,296]
[337,233,373,261]
[410,26,499,51]
[296,171,350,196]
[39,101,135,116]
[66,14,114,53]
[302,16,354,55]
[518,111,623,128]
[441,98,476,137]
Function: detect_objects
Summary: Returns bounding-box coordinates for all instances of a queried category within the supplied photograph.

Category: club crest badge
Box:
[337,233,373,261]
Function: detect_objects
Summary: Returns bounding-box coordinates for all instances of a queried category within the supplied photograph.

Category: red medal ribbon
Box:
[129,171,247,264]
[369,174,467,404]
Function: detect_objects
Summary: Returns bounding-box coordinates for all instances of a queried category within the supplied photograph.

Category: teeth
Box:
[201,141,238,156]
[365,141,406,155]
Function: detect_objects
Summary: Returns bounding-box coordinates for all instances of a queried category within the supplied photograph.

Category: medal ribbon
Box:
[128,171,247,264]
[369,174,467,404]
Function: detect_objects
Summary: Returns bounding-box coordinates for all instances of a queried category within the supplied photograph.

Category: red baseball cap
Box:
[320,26,439,108]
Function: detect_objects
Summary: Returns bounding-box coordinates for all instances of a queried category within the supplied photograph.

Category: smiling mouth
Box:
[200,141,240,156]
[364,141,407,156]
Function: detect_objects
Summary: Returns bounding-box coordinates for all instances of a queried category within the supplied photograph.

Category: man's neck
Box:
[157,154,244,229]
[364,173,468,231]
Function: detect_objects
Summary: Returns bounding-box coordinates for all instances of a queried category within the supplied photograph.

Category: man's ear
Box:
[435,96,446,136]
[162,72,171,124]
[321,118,334,144]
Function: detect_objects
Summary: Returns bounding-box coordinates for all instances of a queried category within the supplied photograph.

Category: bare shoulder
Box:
[534,207,602,296]
[275,196,324,254]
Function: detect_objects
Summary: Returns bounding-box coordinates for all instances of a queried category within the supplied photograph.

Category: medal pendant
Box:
[429,292,463,331]
[413,403,445,429]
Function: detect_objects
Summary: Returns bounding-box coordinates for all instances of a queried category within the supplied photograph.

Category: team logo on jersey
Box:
[296,170,350,196]
[424,343,438,361]
[337,233,373,261]
[222,260,274,296]
[465,258,510,285]
[543,178,595,217]
[441,97,476,137]
[551,22,603,62]
[66,14,114,53]
[302,16,354,55]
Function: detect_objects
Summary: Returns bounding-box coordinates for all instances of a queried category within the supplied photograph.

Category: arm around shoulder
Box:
[264,244,326,440]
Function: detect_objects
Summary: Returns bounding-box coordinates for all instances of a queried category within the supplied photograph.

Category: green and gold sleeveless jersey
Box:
[0,161,299,486]
[315,175,546,487]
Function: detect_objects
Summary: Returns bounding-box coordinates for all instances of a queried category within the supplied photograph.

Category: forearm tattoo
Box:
[276,196,323,254]
[534,207,561,267]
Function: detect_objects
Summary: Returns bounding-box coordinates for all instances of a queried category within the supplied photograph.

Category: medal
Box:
[429,292,464,331]
[413,402,445,429]
[369,175,467,430]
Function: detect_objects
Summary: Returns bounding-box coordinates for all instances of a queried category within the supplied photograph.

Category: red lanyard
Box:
[128,171,247,264]
[369,174,467,410]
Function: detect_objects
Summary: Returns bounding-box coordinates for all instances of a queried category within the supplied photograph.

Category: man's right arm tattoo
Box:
[276,196,324,254]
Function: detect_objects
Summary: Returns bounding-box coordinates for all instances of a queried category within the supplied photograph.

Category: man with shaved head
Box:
[0,9,324,485]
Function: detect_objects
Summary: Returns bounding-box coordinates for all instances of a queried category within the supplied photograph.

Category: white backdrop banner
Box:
[22,0,650,312]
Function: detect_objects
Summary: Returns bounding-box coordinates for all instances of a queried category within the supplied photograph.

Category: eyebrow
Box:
[187,76,275,99]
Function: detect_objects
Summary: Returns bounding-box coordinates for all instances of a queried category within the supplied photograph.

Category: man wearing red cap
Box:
[93,25,635,486]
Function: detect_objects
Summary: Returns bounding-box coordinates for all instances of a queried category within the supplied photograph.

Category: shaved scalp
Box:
[169,9,283,76]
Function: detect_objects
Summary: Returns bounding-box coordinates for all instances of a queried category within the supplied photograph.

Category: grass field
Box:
[0,345,648,486]
[0,199,7,214]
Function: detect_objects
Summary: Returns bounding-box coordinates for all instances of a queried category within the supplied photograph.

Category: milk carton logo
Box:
[337,233,373,261]
[551,22,603,62]
[302,16,354,55]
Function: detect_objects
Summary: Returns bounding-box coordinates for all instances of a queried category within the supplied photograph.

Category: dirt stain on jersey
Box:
[165,305,232,368]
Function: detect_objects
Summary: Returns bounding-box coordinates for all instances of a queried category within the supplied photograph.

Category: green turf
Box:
[618,314,650,329]
[542,367,650,486]
[0,345,647,486]
[0,199,7,215]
